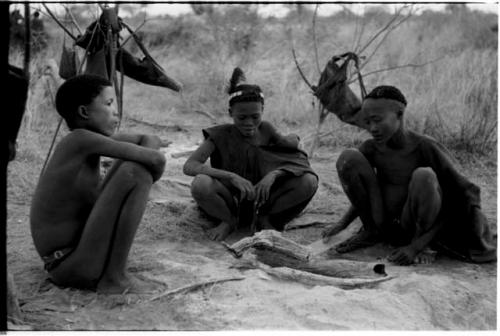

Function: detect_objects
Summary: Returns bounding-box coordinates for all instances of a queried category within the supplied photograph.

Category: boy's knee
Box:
[297,173,318,198]
[191,174,214,200]
[119,162,153,184]
[411,167,438,188]
[336,149,368,175]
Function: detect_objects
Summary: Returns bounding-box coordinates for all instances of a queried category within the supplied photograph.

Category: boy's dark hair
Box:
[55,74,112,129]
[226,67,264,107]
[365,85,407,106]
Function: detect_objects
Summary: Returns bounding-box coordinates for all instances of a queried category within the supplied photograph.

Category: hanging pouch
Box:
[116,23,182,92]
[314,52,367,129]
[84,47,109,80]
[58,38,80,79]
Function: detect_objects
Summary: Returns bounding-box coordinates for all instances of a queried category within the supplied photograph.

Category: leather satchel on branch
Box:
[58,37,80,80]
[313,52,367,129]
[75,10,181,92]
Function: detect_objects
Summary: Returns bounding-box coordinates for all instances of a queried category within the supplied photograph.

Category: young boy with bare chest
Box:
[30,75,166,293]
[184,68,318,241]
[322,86,496,265]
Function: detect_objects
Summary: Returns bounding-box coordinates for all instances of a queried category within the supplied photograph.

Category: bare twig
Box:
[312,4,321,75]
[149,277,245,302]
[357,5,410,56]
[63,5,83,36]
[348,56,445,84]
[308,106,327,157]
[42,4,77,41]
[353,15,367,54]
[359,8,414,73]
[351,7,361,52]
[193,109,217,122]
[291,46,315,91]
[23,4,30,80]
[40,80,63,178]
[121,18,148,47]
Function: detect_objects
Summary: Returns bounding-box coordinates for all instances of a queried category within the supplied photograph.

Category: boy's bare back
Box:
[31,130,103,258]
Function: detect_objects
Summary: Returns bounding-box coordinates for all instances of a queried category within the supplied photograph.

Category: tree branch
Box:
[63,4,83,36]
[357,5,410,56]
[291,45,315,91]
[359,7,414,72]
[312,4,321,75]
[42,4,76,41]
[347,56,445,84]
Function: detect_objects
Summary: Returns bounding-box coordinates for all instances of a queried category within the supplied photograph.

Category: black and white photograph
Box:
[4,1,498,331]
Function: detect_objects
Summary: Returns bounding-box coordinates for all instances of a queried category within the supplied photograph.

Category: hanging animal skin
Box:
[313,52,367,129]
[75,10,181,92]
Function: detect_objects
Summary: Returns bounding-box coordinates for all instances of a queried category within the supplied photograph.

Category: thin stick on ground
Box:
[148,277,245,302]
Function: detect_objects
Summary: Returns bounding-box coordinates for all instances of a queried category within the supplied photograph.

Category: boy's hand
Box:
[229,174,255,202]
[150,151,166,182]
[388,246,417,265]
[254,171,279,208]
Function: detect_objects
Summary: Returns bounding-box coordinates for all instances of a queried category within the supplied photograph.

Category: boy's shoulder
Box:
[57,128,117,157]
[60,128,103,146]
[409,130,451,154]
[202,123,233,139]
[358,131,439,154]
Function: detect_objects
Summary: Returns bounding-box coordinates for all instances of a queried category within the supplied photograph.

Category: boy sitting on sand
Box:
[183,68,318,241]
[322,85,496,265]
[30,74,166,293]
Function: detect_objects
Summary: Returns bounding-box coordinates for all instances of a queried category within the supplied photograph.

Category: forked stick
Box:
[149,277,245,302]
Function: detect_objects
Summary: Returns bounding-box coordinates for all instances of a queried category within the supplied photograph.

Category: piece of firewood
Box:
[262,265,395,289]
[224,230,310,261]
[231,258,393,289]
[254,249,386,278]
[227,230,388,280]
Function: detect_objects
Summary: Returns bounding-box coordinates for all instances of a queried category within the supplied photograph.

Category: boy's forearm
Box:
[139,135,162,149]
[184,160,234,181]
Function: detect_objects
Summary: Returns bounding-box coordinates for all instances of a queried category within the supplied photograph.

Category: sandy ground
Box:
[7,112,497,330]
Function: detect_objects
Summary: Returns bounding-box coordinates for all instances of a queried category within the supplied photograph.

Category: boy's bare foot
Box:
[335,229,379,253]
[414,248,437,264]
[206,222,233,241]
[322,222,348,243]
[97,273,164,294]
[388,245,417,265]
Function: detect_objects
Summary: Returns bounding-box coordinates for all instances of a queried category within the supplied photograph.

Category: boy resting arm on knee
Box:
[30,74,166,293]
[322,85,496,265]
[183,67,318,241]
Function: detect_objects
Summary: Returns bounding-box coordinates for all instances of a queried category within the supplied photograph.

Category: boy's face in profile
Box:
[229,101,263,137]
[362,98,403,144]
[82,86,118,136]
